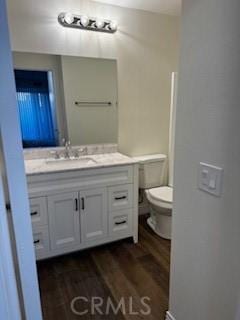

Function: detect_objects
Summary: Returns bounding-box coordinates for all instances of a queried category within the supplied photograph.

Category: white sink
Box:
[46,157,97,165]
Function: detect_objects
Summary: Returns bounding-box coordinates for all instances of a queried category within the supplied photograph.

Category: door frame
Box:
[0,0,42,318]
[0,174,21,319]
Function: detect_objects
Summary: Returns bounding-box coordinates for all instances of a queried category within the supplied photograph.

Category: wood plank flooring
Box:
[37,215,171,320]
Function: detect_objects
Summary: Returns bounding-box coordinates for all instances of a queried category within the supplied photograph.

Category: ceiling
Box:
[92,0,181,16]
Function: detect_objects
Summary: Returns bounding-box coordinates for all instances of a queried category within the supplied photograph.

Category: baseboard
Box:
[166,311,176,320]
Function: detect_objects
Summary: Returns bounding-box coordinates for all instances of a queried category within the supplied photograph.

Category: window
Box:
[14,70,58,148]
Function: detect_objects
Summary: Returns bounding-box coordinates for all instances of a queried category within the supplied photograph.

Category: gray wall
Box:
[169,0,240,319]
[61,56,118,145]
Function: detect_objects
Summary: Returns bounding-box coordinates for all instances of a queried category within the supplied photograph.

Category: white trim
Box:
[0,175,21,319]
[168,72,178,187]
[0,0,42,318]
[166,311,176,320]
[133,163,139,243]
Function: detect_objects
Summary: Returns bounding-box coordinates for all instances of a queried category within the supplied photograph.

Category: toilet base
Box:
[147,211,172,240]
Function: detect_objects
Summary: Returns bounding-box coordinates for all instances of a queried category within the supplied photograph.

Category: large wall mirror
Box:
[12,52,118,148]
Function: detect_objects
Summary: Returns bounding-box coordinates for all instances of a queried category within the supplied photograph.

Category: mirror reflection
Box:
[12,52,118,148]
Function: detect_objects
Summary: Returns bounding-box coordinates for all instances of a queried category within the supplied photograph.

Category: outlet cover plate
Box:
[199,162,224,197]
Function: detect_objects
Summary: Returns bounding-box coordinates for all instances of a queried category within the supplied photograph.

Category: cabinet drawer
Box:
[32,226,50,260]
[109,209,133,238]
[29,197,48,228]
[108,184,133,211]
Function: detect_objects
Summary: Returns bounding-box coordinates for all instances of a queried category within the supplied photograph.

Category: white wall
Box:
[7,0,179,156]
[169,0,240,319]
[61,56,118,145]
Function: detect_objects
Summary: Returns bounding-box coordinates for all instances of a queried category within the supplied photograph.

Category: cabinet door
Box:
[48,192,80,251]
[80,188,107,242]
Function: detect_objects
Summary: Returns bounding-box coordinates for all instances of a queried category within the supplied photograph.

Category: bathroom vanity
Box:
[18,52,139,261]
[24,147,139,260]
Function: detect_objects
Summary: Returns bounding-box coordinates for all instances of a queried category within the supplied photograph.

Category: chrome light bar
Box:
[58,12,118,34]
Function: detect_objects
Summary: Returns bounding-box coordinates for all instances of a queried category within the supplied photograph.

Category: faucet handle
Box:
[78,147,87,155]
[50,150,60,159]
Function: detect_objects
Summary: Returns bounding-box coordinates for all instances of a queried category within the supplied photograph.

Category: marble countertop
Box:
[25,152,138,176]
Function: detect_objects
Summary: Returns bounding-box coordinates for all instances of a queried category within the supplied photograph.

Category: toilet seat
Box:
[148,186,173,204]
[146,186,173,210]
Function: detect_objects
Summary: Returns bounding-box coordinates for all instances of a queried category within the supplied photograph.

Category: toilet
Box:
[135,154,173,239]
[135,73,177,239]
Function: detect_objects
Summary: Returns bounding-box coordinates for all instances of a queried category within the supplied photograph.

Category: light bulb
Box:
[64,13,74,24]
[95,19,104,29]
[109,20,118,31]
[80,15,89,27]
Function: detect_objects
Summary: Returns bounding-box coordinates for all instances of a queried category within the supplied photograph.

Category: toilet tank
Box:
[134,154,167,189]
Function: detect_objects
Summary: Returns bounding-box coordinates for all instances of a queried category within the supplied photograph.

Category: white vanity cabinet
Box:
[27,164,138,260]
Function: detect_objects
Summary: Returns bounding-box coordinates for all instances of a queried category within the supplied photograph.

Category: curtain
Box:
[15,70,56,148]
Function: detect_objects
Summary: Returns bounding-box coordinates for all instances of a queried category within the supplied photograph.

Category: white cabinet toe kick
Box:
[27,164,139,260]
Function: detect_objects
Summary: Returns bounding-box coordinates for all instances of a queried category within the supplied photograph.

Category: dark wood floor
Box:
[37,215,171,320]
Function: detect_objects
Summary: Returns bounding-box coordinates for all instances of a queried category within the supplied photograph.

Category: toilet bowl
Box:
[145,186,173,240]
[134,153,173,240]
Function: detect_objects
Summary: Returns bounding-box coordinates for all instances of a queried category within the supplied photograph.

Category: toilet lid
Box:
[148,186,173,204]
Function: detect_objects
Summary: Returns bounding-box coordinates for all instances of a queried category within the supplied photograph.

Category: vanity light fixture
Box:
[95,19,105,29]
[109,21,118,32]
[79,15,89,27]
[58,12,118,33]
[64,13,74,25]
